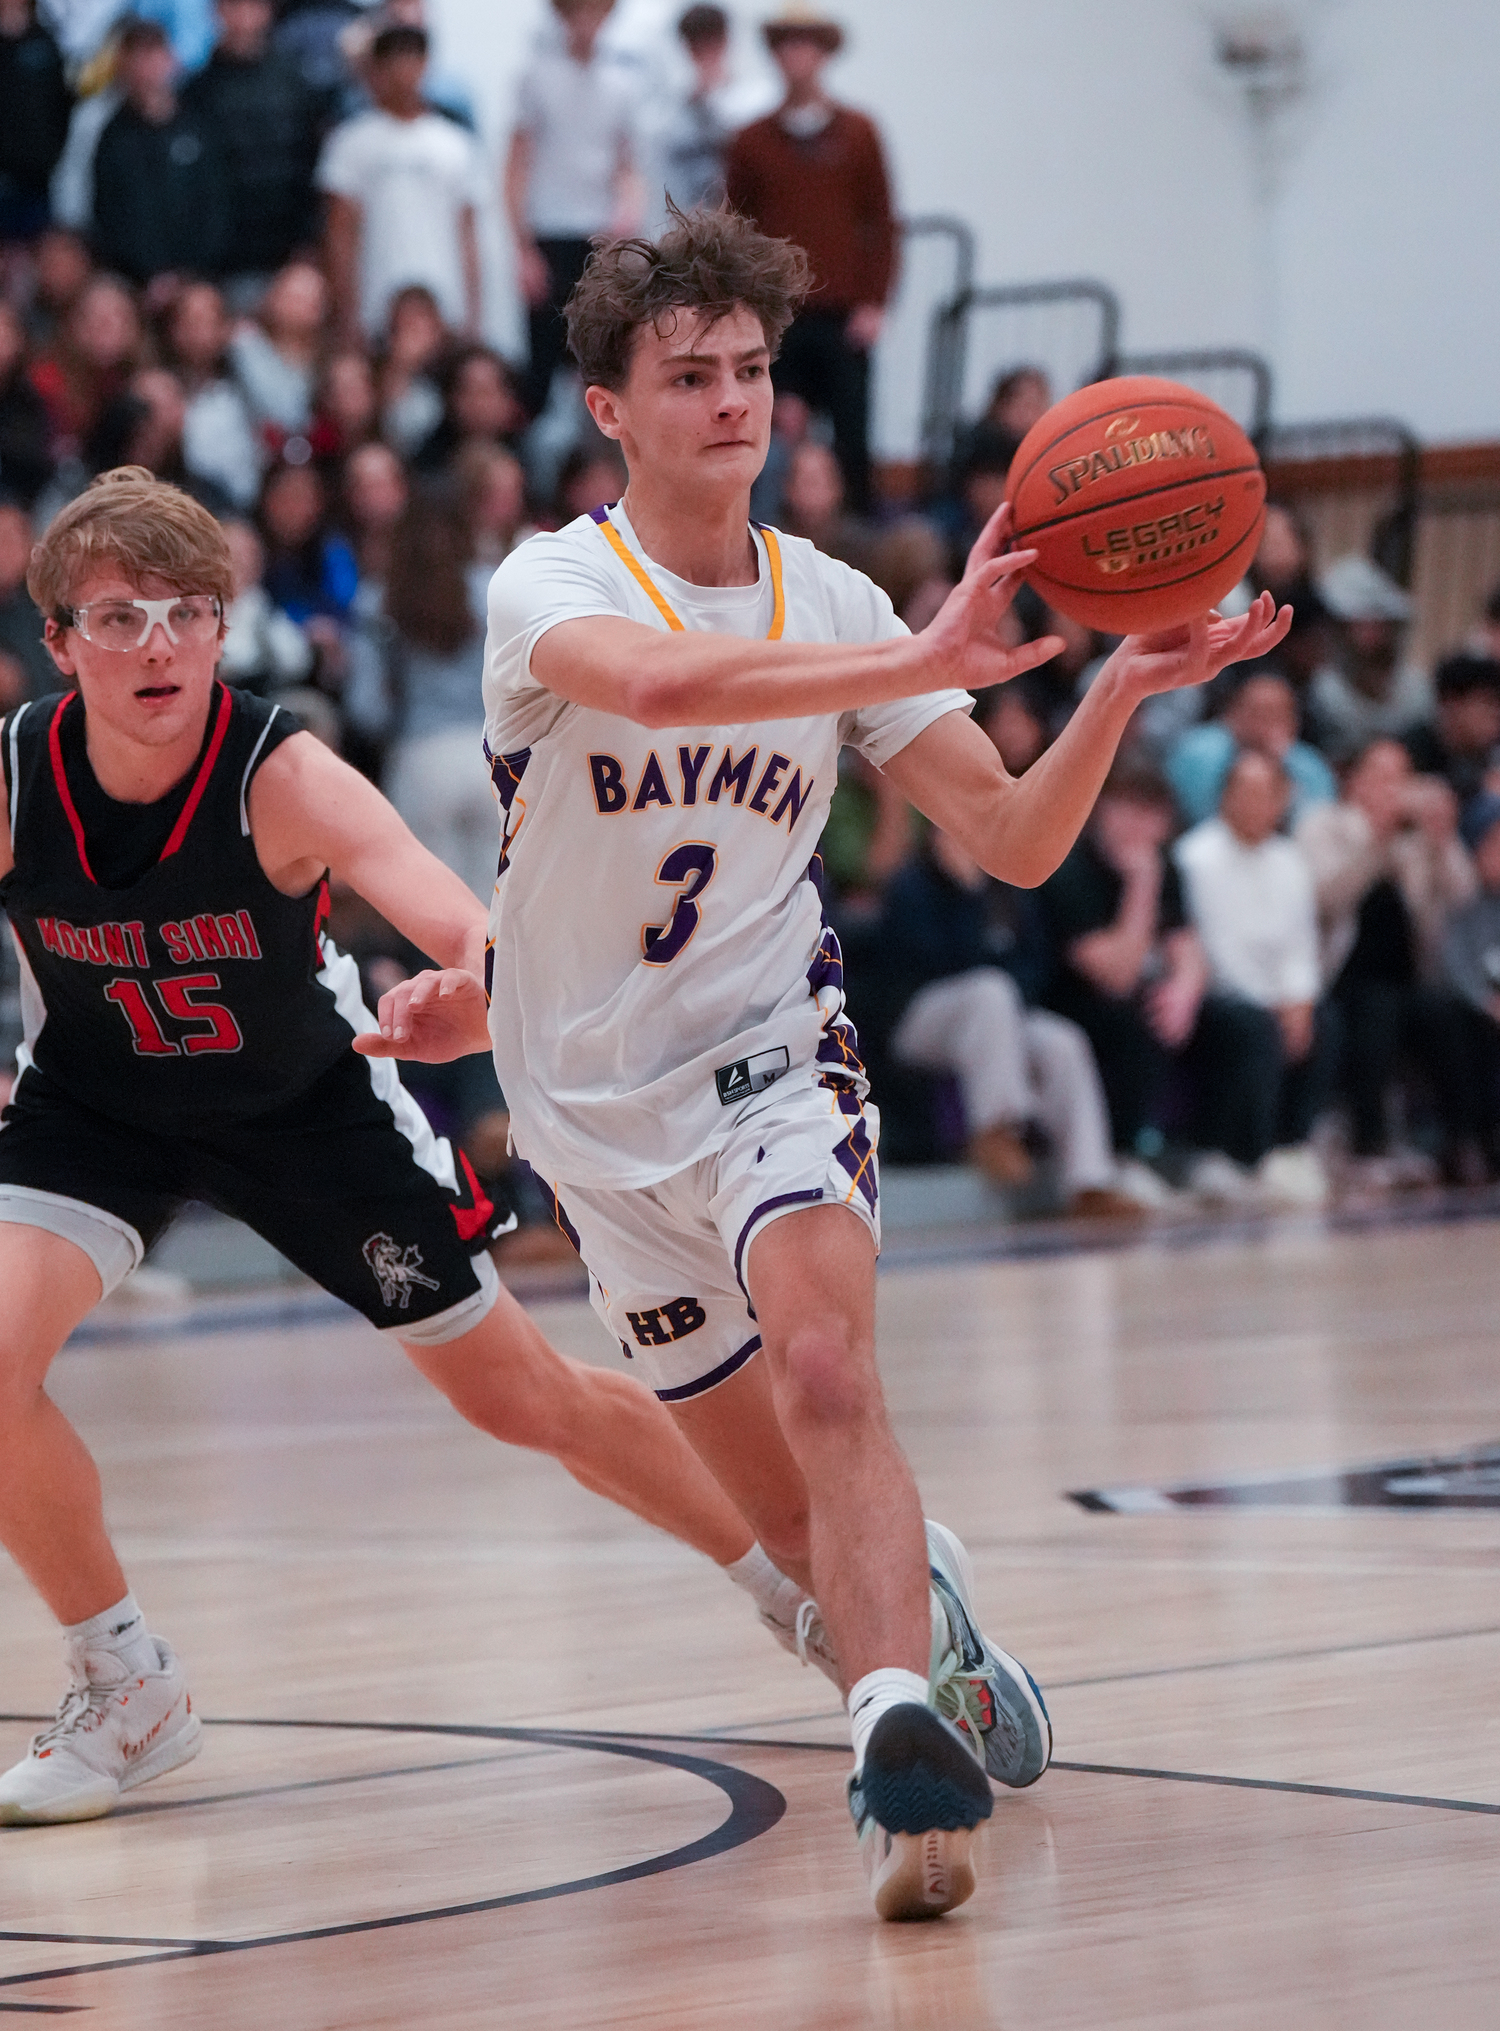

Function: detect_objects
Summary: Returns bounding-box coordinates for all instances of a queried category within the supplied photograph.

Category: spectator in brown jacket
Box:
[725,7,894,511]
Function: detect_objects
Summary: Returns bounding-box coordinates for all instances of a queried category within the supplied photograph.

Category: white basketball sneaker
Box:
[0,1633,202,1825]
[759,1582,842,1690]
[848,1702,993,1921]
[926,1520,1052,1788]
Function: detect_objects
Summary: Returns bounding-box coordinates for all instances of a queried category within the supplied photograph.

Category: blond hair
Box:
[27,468,235,621]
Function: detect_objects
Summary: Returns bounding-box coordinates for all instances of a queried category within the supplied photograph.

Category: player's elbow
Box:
[986,852,1055,891]
[620,666,699,729]
[975,831,1059,891]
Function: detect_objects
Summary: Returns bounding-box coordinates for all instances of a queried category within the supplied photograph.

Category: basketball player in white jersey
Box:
[365,206,1291,1917]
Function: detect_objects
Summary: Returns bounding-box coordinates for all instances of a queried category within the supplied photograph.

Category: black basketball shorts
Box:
[0,1050,508,1342]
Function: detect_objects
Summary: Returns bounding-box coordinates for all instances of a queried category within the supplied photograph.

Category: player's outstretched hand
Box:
[352,967,491,1063]
[1104,590,1293,700]
[922,502,1068,692]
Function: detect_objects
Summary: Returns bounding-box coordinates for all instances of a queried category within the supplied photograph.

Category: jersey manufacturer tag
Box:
[716,1045,790,1106]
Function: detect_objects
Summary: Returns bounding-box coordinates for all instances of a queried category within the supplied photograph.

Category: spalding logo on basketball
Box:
[1007,375,1267,633]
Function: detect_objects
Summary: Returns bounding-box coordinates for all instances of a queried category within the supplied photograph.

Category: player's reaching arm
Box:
[879,592,1292,890]
[247,731,493,1058]
[531,505,1067,724]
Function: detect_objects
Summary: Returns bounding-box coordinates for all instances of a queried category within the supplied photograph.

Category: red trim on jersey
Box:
[450,1149,495,1244]
[159,684,232,861]
[47,695,96,884]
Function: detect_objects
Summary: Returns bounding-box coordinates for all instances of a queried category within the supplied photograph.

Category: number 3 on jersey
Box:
[642,843,717,966]
[104,973,244,1057]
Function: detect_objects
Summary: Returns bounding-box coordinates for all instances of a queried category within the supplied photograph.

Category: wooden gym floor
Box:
[3,1209,1500,2028]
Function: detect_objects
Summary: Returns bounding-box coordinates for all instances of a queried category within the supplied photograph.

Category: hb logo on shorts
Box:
[627,1297,707,1347]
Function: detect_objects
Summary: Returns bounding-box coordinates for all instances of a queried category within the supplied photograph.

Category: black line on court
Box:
[1043,1621,1500,1692]
[634,1732,1500,1819]
[0,1935,195,1949]
[5,1716,1496,2001]
[0,1727,552,1824]
[109,1747,550,1818]
[0,1721,785,1999]
[553,1730,1500,1820]
[1048,1760,1500,1815]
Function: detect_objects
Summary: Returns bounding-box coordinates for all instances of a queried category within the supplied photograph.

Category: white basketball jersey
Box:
[480,504,970,1189]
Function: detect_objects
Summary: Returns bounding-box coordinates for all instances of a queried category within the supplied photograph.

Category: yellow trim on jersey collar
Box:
[594,512,786,641]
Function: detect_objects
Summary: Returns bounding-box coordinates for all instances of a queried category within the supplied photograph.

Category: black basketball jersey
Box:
[1,683,360,1133]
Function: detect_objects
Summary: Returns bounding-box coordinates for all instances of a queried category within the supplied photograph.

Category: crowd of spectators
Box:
[824,476,1500,1217]
[4,0,1500,1228]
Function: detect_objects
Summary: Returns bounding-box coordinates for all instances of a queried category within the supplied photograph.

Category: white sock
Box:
[725,1543,803,1622]
[848,1667,930,1772]
[65,1592,157,1677]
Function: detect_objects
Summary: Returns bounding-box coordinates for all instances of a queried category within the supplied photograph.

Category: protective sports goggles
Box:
[63,595,223,652]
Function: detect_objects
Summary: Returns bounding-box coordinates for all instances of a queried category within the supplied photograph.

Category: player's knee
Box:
[774,1319,876,1437]
[0,1314,68,1425]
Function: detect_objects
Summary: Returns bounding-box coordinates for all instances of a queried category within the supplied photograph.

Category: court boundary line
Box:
[1048,1760,1500,1814]
[593,1731,1500,1817]
[654,1619,1500,1706]
[5,1712,1494,1819]
[4,1715,1494,2002]
[0,1720,785,1999]
[1043,1621,1500,1691]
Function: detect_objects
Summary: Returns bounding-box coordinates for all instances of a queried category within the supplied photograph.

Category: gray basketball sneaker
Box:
[0,1633,202,1825]
[926,1520,1052,1788]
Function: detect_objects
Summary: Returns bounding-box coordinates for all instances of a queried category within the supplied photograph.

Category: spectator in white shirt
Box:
[658,6,734,211]
[318,24,485,344]
[227,259,327,444]
[163,281,261,509]
[1175,750,1335,1204]
[504,0,640,419]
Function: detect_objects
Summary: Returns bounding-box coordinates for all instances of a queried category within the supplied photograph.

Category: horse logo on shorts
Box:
[362,1232,442,1310]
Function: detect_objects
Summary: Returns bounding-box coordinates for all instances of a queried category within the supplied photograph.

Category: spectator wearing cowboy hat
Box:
[724,4,895,514]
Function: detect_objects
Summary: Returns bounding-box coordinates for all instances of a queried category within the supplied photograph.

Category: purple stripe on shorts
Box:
[832,1109,879,1212]
[544,1185,581,1255]
[654,1334,762,1403]
[732,1187,826,1296]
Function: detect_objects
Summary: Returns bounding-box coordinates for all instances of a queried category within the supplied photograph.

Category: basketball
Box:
[1006,376,1267,633]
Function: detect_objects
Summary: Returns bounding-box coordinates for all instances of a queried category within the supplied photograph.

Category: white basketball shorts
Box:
[546,1071,881,1402]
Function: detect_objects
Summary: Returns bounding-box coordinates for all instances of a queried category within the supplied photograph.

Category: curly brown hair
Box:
[564,203,812,391]
[27,467,234,621]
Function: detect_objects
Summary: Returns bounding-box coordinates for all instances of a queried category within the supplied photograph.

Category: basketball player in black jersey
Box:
[0,469,823,1825]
